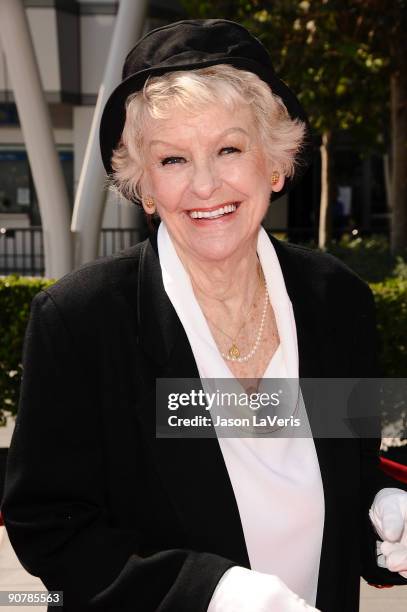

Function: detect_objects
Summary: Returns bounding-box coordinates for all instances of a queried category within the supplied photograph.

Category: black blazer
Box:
[2,231,406,612]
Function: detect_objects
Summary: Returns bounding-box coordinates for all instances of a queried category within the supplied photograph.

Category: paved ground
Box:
[360,579,406,612]
[0,528,406,611]
[0,529,46,612]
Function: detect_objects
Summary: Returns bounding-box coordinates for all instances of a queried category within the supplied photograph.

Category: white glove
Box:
[369,487,407,579]
[207,566,320,611]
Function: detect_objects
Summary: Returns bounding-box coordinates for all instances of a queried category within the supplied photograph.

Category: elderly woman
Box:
[2,18,407,612]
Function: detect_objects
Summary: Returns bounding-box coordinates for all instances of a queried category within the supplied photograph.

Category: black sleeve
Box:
[350,282,407,586]
[1,291,235,611]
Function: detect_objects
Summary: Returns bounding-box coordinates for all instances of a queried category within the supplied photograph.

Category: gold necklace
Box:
[206,264,265,360]
[222,281,268,362]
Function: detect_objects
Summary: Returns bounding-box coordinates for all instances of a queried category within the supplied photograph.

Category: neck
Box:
[171,236,261,327]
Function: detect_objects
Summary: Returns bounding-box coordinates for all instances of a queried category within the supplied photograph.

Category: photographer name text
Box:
[167,414,301,428]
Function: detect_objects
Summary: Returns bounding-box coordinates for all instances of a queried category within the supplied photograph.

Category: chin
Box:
[190,240,242,263]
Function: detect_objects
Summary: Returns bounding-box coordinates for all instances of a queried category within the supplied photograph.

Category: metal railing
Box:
[0,227,149,277]
[0,227,45,276]
[99,228,148,257]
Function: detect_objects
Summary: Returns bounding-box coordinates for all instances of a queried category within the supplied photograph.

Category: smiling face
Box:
[140,102,284,265]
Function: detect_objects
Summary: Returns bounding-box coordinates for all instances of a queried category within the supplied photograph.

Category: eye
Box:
[220,147,241,155]
[160,156,186,166]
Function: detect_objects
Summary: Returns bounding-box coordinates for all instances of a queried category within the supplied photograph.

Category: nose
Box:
[189,159,222,200]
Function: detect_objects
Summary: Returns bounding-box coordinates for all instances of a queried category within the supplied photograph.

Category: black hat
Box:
[99,18,313,201]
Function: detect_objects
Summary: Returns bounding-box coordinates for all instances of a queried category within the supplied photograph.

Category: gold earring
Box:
[144,195,155,212]
[271,171,280,186]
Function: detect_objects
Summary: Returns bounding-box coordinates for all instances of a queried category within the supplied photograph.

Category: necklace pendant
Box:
[228,344,240,359]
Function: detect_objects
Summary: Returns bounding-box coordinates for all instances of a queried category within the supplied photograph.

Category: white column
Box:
[73,106,94,196]
[71,0,148,267]
[0,0,72,279]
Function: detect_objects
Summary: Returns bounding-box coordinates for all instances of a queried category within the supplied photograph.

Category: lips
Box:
[188,202,240,219]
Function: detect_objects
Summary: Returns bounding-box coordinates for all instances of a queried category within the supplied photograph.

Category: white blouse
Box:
[157,222,325,609]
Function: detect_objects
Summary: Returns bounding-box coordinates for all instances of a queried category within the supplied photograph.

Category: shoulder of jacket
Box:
[33,239,148,317]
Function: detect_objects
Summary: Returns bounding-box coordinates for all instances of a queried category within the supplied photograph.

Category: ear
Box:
[271,171,285,193]
[140,194,156,215]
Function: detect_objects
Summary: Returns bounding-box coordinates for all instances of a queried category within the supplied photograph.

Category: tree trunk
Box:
[390,45,407,253]
[383,152,392,213]
[318,130,333,250]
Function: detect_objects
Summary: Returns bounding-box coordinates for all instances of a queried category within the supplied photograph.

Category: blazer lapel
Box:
[135,234,250,566]
[267,234,323,378]
[270,235,346,609]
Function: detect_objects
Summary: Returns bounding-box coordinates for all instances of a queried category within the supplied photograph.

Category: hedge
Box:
[371,278,407,377]
[327,235,400,283]
[0,275,54,425]
[0,273,406,426]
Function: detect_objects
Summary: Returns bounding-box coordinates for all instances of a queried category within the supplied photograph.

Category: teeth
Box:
[189,203,237,219]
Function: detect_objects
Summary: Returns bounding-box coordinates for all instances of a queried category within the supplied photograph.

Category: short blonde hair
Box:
[110,64,306,203]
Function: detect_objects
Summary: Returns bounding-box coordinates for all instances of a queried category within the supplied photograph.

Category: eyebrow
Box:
[148,127,249,148]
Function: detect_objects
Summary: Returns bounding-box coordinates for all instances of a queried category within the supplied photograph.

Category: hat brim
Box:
[99,56,313,202]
